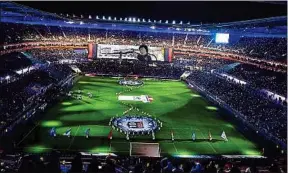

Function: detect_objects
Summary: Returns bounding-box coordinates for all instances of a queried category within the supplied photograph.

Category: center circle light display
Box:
[118,78,144,86]
[110,115,161,135]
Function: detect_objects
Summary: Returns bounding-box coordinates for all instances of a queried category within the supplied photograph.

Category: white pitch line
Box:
[200,131,217,153]
[67,125,80,150]
[173,142,178,153]
[17,122,40,146]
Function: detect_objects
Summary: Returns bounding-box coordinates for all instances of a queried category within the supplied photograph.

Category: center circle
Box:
[111,116,160,135]
[118,78,144,86]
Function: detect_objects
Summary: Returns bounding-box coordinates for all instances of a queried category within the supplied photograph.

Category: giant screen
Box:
[96,44,165,61]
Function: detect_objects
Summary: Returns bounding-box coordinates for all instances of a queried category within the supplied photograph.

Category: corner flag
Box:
[192,132,196,141]
[208,131,212,141]
[221,131,228,141]
[108,129,113,140]
[171,130,174,141]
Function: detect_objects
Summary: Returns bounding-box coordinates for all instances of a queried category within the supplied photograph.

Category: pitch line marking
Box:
[199,131,217,153]
[67,125,81,150]
[17,122,40,146]
[172,142,178,153]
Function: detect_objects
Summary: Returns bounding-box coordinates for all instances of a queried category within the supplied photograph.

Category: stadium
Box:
[0,1,287,173]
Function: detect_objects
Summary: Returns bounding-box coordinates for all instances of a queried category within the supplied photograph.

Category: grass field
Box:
[18,76,261,156]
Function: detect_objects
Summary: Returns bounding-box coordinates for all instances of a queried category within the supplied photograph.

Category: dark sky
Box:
[16,1,287,24]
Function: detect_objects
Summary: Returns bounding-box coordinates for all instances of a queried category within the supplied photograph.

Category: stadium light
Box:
[187,22,190,25]
[187,28,191,32]
[150,26,156,29]
[172,20,176,24]
[114,17,117,20]
[153,20,156,23]
[143,19,146,22]
[133,18,136,22]
[89,15,91,19]
[129,18,132,22]
[180,21,183,24]
[148,19,151,22]
[176,28,181,31]
[108,16,111,20]
[124,18,127,21]
[120,18,122,21]
[5,76,10,80]
[159,20,162,23]
[96,16,99,19]
[103,16,106,20]
[165,20,168,24]
[137,18,140,22]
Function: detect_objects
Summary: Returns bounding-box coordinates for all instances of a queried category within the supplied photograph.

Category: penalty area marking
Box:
[17,122,40,146]
[173,142,178,153]
[67,125,81,150]
[199,131,217,153]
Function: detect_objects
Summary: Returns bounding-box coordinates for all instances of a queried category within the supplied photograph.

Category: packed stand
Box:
[1,22,287,63]
[226,64,287,96]
[0,152,286,173]
[186,71,287,145]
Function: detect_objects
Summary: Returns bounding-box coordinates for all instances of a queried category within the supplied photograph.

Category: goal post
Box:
[130,142,160,157]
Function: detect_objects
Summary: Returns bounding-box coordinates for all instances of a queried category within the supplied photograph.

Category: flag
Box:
[126,132,130,140]
[63,128,71,137]
[221,131,228,141]
[85,128,90,139]
[171,130,174,141]
[208,131,212,141]
[108,129,113,140]
[192,132,196,141]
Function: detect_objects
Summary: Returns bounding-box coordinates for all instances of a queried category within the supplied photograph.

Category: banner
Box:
[96,44,165,61]
[88,43,97,60]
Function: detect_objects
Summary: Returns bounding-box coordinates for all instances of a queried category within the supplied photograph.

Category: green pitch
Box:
[18,76,260,156]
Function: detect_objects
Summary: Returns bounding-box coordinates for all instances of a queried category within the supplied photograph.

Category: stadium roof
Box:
[0,2,287,37]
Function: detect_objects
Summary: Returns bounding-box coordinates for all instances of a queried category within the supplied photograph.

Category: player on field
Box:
[50,127,56,137]
[64,128,72,138]
[85,128,91,139]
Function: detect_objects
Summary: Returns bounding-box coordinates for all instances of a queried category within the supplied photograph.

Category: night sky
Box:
[16,1,287,24]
